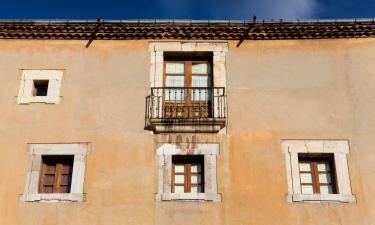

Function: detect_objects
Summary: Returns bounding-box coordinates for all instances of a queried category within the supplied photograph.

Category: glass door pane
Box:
[165,76,184,100]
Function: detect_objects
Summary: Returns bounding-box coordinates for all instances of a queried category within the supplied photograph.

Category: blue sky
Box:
[0,0,374,20]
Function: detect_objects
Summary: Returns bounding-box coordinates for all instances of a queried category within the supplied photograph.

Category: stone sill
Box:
[20,193,85,202]
[287,194,356,203]
[155,193,221,202]
[18,96,61,104]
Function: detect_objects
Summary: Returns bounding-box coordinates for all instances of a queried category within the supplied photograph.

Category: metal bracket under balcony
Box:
[145,87,226,133]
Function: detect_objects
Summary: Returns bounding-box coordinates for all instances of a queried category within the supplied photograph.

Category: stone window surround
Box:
[18,69,64,104]
[148,42,228,134]
[148,41,228,88]
[21,143,89,202]
[155,143,221,202]
[282,140,356,203]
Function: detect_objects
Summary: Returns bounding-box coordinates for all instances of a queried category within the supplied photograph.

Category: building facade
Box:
[0,19,375,225]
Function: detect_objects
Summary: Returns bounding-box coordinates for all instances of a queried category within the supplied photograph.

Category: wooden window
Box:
[165,62,185,100]
[164,53,212,87]
[171,155,204,193]
[191,62,211,101]
[164,61,212,101]
[33,80,49,96]
[163,53,213,118]
[298,154,337,194]
[39,155,73,193]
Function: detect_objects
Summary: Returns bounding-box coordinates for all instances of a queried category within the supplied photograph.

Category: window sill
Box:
[18,96,61,104]
[156,193,221,202]
[287,194,356,203]
[21,193,85,202]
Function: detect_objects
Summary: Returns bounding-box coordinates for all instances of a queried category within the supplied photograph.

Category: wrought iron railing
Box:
[145,87,226,127]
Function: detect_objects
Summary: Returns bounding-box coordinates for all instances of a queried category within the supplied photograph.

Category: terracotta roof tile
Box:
[0,19,375,40]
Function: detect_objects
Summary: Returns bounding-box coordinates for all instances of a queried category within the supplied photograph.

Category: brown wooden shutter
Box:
[39,156,74,193]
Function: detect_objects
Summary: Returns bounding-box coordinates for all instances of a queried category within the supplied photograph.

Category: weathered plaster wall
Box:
[225,39,375,225]
[0,39,374,225]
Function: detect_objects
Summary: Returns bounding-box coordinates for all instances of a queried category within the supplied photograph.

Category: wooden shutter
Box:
[298,154,337,194]
[171,155,204,193]
[39,156,73,193]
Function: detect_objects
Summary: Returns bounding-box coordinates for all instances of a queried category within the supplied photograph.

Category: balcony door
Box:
[163,59,212,118]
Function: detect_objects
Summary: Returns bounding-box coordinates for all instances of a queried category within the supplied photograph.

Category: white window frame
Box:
[21,143,89,202]
[155,143,221,202]
[282,140,356,203]
[18,70,63,104]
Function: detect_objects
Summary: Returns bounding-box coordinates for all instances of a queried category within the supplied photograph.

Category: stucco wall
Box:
[0,38,374,225]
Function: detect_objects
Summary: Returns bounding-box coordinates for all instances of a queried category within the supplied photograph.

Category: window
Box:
[282,140,356,203]
[148,42,228,89]
[164,53,212,99]
[165,61,211,101]
[18,70,63,104]
[163,53,213,118]
[21,143,88,202]
[298,154,337,195]
[156,143,221,201]
[33,80,49,96]
[146,42,228,133]
[172,155,204,193]
[39,156,73,193]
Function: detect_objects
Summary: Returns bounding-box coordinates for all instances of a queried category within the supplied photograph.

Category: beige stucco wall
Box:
[0,38,374,225]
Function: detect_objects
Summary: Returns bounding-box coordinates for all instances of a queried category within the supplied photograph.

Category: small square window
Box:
[172,155,204,193]
[18,70,63,104]
[21,144,88,202]
[298,154,337,195]
[39,155,73,193]
[33,80,49,96]
[156,143,221,202]
[282,140,356,203]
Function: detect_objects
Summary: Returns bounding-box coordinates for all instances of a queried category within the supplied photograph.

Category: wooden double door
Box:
[163,59,213,119]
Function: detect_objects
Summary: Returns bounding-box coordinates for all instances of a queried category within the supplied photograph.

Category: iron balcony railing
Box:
[145,87,226,128]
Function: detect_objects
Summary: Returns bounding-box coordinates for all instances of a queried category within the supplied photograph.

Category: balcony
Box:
[145,87,226,133]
